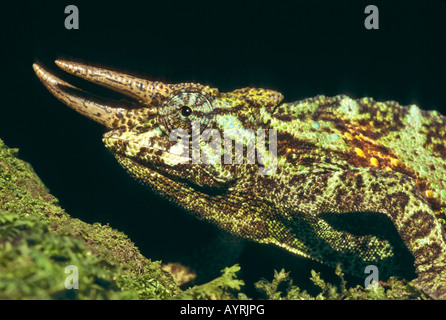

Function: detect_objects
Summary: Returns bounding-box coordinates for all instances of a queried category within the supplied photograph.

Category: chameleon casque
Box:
[33,60,446,299]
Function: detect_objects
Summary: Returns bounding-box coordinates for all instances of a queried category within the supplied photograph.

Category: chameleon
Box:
[33,60,446,299]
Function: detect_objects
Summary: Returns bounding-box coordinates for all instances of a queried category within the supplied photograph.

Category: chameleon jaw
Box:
[32,61,160,129]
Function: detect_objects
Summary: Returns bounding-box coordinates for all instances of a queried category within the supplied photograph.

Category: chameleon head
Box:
[33,61,283,193]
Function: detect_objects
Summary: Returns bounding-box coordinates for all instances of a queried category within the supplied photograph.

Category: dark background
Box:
[3,0,446,296]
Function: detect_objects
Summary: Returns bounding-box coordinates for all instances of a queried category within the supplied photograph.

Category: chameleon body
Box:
[33,61,446,299]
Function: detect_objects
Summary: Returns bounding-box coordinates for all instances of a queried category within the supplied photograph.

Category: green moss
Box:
[0,138,179,299]
[254,265,428,300]
[173,264,245,300]
[0,211,129,299]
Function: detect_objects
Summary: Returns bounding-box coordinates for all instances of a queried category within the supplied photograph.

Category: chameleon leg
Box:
[312,167,446,299]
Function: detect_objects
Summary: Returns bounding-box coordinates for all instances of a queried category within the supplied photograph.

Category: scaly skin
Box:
[33,61,446,299]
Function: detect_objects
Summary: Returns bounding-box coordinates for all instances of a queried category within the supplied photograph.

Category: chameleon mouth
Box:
[32,60,164,129]
[103,134,191,167]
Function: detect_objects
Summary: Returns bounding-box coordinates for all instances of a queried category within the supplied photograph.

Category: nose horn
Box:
[55,60,172,105]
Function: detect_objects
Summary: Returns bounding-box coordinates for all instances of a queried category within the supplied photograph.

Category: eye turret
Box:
[159,91,215,134]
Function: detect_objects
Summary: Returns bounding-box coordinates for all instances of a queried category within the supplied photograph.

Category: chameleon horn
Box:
[55,60,170,105]
[33,62,130,129]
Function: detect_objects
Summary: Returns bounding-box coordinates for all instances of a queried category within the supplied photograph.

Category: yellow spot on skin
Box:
[344,132,353,140]
[391,158,399,167]
[355,148,365,157]
[384,167,393,171]
[355,135,361,140]
[286,148,292,153]
[434,211,440,215]
[370,157,379,167]
[426,190,434,198]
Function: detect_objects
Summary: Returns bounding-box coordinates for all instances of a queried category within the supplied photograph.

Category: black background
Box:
[2,0,446,297]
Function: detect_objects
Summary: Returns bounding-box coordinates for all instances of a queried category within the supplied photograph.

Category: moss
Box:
[0,211,129,299]
[173,264,245,300]
[0,138,179,299]
[254,264,428,300]
[0,137,428,299]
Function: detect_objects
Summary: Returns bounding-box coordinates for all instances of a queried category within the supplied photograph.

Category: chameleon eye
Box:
[159,91,214,134]
[181,105,193,117]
